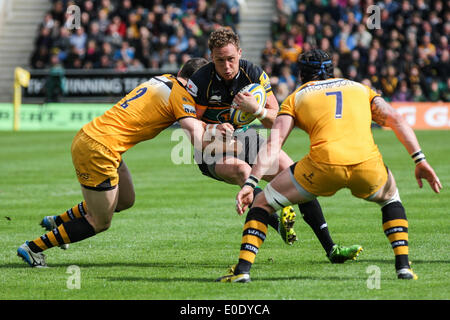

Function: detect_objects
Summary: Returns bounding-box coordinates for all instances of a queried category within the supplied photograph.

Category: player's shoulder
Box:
[239,59,265,80]
[186,62,215,98]
[188,62,214,84]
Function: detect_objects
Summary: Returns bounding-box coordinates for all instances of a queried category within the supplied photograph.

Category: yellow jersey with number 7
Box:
[279,78,381,165]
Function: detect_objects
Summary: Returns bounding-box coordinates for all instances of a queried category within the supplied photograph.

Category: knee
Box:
[95,221,111,233]
[88,216,113,233]
[233,163,251,184]
[116,196,135,212]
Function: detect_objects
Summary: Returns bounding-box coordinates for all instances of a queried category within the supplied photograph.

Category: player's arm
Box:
[259,93,279,128]
[178,117,240,153]
[178,117,207,151]
[248,114,294,179]
[236,115,295,215]
[232,91,279,129]
[371,96,442,193]
[194,104,207,120]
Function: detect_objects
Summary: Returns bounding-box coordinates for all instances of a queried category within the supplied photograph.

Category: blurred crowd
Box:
[265,0,449,102]
[31,0,240,71]
[31,0,449,102]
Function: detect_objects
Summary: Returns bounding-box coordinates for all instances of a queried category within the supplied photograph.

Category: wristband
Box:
[253,105,264,116]
[206,124,218,137]
[243,175,259,189]
[257,108,268,120]
[411,150,426,164]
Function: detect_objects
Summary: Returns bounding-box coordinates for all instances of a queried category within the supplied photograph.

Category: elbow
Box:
[388,111,405,128]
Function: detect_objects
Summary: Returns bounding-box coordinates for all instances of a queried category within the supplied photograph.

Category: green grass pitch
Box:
[0,128,448,300]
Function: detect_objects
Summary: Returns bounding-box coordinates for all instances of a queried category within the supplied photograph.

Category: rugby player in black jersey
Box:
[187,27,361,264]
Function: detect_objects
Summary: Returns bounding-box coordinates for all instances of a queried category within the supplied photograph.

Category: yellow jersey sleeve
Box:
[259,71,274,96]
[363,84,381,103]
[278,85,305,118]
[169,80,198,121]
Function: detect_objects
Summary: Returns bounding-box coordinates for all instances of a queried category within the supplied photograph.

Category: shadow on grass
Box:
[1,261,228,269]
[3,259,447,271]
[101,274,363,283]
[305,259,449,265]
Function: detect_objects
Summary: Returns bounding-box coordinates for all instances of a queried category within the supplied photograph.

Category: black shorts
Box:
[194,128,266,181]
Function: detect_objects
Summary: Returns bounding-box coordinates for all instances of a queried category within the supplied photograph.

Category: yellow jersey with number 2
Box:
[82,74,197,155]
[279,78,381,165]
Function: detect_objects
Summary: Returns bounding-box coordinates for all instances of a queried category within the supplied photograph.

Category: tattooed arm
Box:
[371,96,421,154]
[371,96,442,193]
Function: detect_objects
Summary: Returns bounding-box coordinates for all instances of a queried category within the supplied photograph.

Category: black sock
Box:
[299,199,335,254]
[28,216,96,253]
[235,207,269,274]
[382,201,410,270]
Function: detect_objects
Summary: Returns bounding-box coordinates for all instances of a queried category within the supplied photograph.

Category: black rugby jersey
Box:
[186,60,272,126]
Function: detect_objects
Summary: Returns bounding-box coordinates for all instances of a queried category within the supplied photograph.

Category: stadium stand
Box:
[266,0,449,102]
[0,0,51,100]
[29,0,242,71]
[1,0,448,103]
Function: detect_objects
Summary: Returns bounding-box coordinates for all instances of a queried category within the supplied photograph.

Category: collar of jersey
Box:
[215,69,241,81]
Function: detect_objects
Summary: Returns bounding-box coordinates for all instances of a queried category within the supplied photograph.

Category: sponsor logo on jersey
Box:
[183,104,196,114]
[186,79,198,97]
[209,95,222,102]
[217,109,231,123]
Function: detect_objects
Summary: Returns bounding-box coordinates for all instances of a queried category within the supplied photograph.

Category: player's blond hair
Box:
[208,27,240,51]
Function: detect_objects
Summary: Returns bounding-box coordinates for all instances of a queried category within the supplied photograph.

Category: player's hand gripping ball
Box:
[230,83,267,126]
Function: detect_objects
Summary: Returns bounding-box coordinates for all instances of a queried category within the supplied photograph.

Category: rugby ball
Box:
[230,83,267,126]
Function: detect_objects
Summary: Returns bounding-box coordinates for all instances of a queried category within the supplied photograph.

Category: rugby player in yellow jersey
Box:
[217,49,442,282]
[16,58,229,267]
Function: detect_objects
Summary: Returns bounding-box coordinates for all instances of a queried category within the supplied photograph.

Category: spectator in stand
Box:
[115,59,127,72]
[333,24,356,52]
[31,46,50,69]
[99,54,113,69]
[428,80,444,102]
[435,49,449,83]
[85,39,101,66]
[169,26,189,54]
[36,27,53,50]
[304,24,318,48]
[217,0,241,30]
[184,36,202,58]
[83,0,97,21]
[280,36,302,64]
[412,85,427,102]
[366,64,381,91]
[264,0,448,101]
[114,41,135,66]
[392,80,413,102]
[278,65,297,93]
[53,26,71,56]
[319,37,331,53]
[50,0,65,25]
[30,0,448,103]
[96,8,111,34]
[381,65,399,100]
[101,41,114,60]
[161,52,178,70]
[352,23,372,49]
[70,27,87,56]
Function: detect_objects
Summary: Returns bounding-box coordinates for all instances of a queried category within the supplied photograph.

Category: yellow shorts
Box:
[71,129,121,190]
[293,154,388,199]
